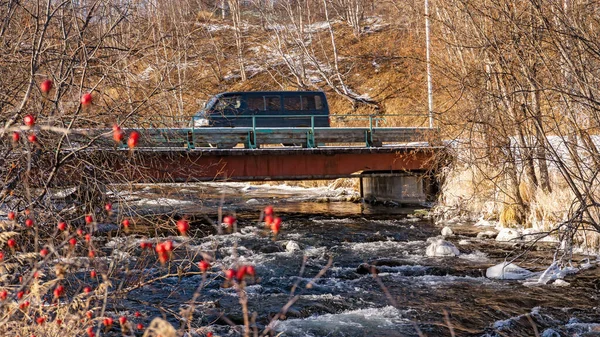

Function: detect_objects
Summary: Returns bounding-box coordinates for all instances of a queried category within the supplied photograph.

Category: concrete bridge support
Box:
[360,171,437,204]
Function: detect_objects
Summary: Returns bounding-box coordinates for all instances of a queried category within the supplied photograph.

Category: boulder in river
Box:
[285,240,301,252]
[495,228,521,242]
[477,230,498,239]
[485,262,534,280]
[441,226,453,236]
[425,239,460,257]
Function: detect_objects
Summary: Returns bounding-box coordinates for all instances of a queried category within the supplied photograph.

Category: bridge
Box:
[69,114,444,203]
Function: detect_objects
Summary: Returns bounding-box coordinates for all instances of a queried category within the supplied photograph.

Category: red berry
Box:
[69,238,77,246]
[122,219,131,228]
[136,323,144,330]
[103,317,114,326]
[236,266,247,281]
[176,219,189,235]
[86,326,95,337]
[56,319,62,325]
[17,291,24,299]
[85,233,92,242]
[36,316,45,325]
[207,333,213,337]
[25,218,34,227]
[24,209,30,216]
[264,215,273,226]
[7,212,15,221]
[7,239,16,248]
[0,252,3,261]
[104,203,112,212]
[11,132,19,142]
[199,260,210,272]
[271,217,282,233]
[225,269,236,280]
[86,311,93,319]
[20,300,29,309]
[264,205,274,215]
[83,286,92,294]
[128,131,139,149]
[113,127,124,142]
[77,228,84,236]
[57,221,67,231]
[81,93,93,106]
[27,133,37,143]
[40,79,53,93]
[163,240,173,252]
[88,250,95,258]
[223,216,236,227]
[135,311,141,317]
[155,243,166,253]
[246,265,256,276]
[40,248,48,257]
[23,114,35,127]
[54,285,64,298]
[90,270,97,278]
[118,316,127,325]
[0,290,7,300]
[85,215,93,224]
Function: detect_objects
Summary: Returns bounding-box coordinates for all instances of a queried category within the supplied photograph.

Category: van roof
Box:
[215,91,325,97]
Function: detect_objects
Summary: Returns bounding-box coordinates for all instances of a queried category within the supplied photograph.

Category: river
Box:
[98,182,600,337]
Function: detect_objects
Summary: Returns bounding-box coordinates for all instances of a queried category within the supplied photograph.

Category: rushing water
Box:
[103,183,600,337]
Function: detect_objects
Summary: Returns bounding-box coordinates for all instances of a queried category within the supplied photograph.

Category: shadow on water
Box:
[104,182,600,337]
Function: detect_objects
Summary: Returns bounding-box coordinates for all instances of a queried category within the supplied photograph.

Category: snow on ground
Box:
[486,262,535,280]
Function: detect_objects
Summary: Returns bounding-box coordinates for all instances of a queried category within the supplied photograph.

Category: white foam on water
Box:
[132,197,195,207]
[273,306,410,336]
[383,273,489,286]
[458,251,490,262]
[344,240,421,253]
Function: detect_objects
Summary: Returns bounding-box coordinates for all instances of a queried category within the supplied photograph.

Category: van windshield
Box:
[203,97,218,111]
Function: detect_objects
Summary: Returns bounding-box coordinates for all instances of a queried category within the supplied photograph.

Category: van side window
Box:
[265,96,281,111]
[215,96,241,110]
[247,97,264,111]
[301,95,323,110]
[284,96,301,111]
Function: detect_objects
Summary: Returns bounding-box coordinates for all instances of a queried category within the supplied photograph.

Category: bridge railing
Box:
[75,113,437,150]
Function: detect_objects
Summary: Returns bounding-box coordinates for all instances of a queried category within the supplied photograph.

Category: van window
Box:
[215,95,241,110]
[301,95,323,110]
[247,97,264,111]
[284,96,302,111]
[265,96,281,111]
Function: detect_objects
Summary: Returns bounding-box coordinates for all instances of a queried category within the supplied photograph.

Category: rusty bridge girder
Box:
[93,146,442,183]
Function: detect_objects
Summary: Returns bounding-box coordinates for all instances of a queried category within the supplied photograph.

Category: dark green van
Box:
[193,91,330,128]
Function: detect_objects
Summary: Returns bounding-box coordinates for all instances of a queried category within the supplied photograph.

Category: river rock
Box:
[95,223,120,233]
[246,198,260,204]
[496,228,521,242]
[356,263,379,274]
[425,239,460,257]
[485,262,534,280]
[285,240,301,252]
[441,226,453,236]
[477,230,498,239]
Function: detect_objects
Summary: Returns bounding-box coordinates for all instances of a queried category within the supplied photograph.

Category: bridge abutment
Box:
[360,172,437,204]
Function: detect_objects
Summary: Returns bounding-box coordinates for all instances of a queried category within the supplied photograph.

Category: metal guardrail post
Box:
[307,115,316,148]
[249,115,257,148]
[187,117,195,150]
